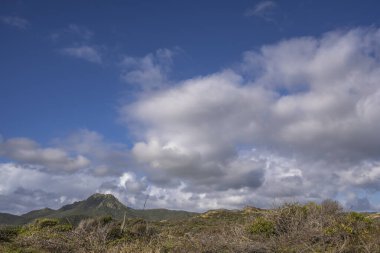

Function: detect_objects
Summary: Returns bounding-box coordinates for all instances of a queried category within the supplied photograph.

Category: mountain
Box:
[0,193,197,226]
[50,193,136,221]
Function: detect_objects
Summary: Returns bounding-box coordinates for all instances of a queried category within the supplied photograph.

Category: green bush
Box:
[249,216,275,237]
[101,216,113,224]
[344,212,374,236]
[54,224,73,232]
[34,218,59,229]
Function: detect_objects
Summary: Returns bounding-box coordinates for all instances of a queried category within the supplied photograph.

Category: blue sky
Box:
[1,0,380,213]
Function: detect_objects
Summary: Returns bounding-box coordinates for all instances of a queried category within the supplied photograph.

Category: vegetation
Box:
[0,200,379,252]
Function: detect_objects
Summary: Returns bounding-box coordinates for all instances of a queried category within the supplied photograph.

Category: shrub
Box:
[129,220,148,236]
[320,199,342,215]
[274,203,309,235]
[34,218,59,229]
[100,216,113,224]
[249,216,275,237]
[106,226,123,241]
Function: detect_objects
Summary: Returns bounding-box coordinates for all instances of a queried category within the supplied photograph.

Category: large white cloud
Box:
[120,27,380,210]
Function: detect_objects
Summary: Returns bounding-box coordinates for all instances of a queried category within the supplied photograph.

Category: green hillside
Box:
[0,193,197,226]
[0,213,26,226]
[21,208,56,221]
[48,193,137,221]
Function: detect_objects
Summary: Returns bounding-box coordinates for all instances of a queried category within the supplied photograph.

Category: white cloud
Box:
[0,163,104,214]
[120,27,380,211]
[120,48,175,91]
[0,129,132,177]
[0,137,90,173]
[54,129,130,176]
[61,46,102,64]
[1,16,29,29]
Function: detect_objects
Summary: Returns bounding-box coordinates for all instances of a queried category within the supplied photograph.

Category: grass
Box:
[0,201,379,253]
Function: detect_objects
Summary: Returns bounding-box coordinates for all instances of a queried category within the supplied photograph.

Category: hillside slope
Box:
[0,193,197,225]
[0,213,26,226]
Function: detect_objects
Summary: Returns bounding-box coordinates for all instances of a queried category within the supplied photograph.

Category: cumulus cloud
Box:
[240,28,380,160]
[1,16,29,29]
[120,48,176,91]
[0,137,90,172]
[54,129,130,176]
[120,27,380,211]
[61,45,102,64]
[0,130,132,178]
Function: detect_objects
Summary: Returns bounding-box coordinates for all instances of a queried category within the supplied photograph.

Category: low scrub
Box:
[0,201,379,252]
[248,200,380,252]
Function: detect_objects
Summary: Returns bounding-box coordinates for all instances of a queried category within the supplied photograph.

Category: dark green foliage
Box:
[100,215,113,224]
[0,226,21,242]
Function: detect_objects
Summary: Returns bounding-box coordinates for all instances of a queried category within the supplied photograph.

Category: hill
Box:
[0,193,197,226]
[0,213,26,226]
[22,208,56,221]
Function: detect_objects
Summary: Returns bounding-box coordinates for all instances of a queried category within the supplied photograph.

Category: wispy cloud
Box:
[51,24,93,41]
[0,16,29,29]
[60,46,102,64]
[120,48,176,91]
[66,24,93,40]
[245,1,277,20]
